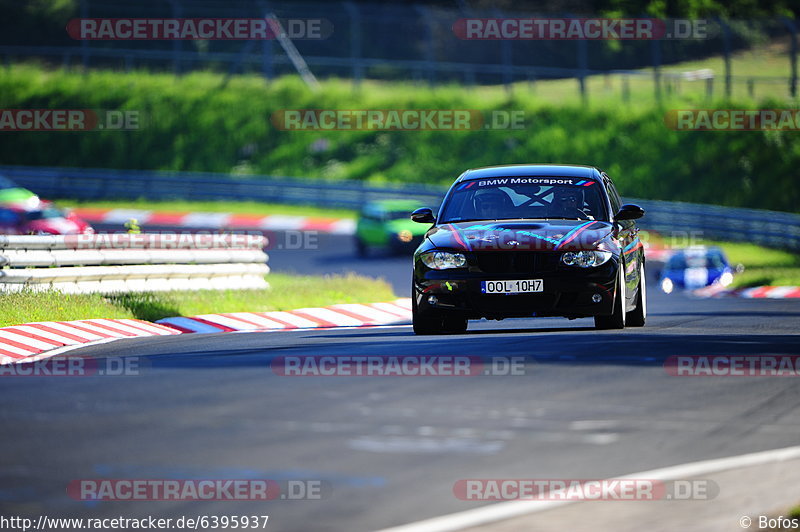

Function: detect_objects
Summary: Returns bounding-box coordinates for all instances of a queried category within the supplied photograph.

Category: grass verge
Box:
[0,272,396,327]
[3,41,800,213]
[57,199,356,219]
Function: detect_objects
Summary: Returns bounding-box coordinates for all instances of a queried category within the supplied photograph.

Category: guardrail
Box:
[2,164,800,252]
[0,234,269,294]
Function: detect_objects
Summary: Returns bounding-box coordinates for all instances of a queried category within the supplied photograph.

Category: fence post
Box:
[258,1,274,80]
[718,17,732,98]
[492,9,514,94]
[414,5,436,86]
[782,18,798,98]
[622,76,630,102]
[577,37,588,103]
[343,2,363,88]
[168,0,183,75]
[650,36,662,102]
[80,0,89,71]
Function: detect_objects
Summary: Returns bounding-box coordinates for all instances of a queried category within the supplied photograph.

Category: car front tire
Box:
[626,261,646,327]
[355,237,368,257]
[595,261,626,330]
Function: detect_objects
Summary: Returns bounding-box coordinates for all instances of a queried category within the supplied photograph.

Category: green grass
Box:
[3,40,800,213]
[57,199,356,219]
[0,272,396,327]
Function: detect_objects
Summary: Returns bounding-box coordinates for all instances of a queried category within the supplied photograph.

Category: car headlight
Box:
[420,251,467,270]
[661,277,674,294]
[561,250,613,268]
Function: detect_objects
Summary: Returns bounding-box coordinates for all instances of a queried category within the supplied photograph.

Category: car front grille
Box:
[472,251,559,274]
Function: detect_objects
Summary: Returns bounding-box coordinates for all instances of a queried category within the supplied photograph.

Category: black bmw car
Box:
[411,164,646,334]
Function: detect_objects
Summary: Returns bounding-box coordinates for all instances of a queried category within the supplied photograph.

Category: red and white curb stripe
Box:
[156,298,412,333]
[73,208,356,235]
[693,285,800,299]
[0,319,181,365]
[643,243,671,262]
[0,299,412,365]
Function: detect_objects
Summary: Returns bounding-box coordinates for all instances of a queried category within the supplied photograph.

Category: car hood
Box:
[27,217,83,235]
[425,220,614,252]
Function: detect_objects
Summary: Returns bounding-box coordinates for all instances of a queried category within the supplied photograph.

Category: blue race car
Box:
[659,247,740,293]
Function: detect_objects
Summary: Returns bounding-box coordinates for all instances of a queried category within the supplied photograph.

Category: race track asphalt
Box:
[2,231,799,531]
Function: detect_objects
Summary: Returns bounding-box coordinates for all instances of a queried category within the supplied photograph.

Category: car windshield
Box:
[667,252,727,269]
[24,208,63,221]
[439,178,608,223]
[0,176,19,189]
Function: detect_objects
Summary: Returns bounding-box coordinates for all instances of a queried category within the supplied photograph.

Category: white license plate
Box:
[481,279,543,294]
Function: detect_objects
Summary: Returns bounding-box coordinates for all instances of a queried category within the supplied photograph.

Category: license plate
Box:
[481,279,543,294]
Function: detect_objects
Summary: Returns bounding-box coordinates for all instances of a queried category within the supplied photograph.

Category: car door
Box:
[359,206,385,246]
[0,208,23,234]
[603,174,642,310]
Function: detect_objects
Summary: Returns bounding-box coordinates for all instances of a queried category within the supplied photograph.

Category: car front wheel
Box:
[595,261,626,330]
[626,261,646,327]
[355,237,368,257]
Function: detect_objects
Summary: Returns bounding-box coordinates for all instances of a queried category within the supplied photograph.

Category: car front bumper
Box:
[413,261,618,320]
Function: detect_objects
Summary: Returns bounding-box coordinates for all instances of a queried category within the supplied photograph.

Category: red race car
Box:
[0,200,94,235]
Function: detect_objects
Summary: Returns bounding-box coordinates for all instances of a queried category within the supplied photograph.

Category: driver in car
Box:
[552,188,589,219]
[473,190,509,220]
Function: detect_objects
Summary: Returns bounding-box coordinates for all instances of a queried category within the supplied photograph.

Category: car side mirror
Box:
[411,207,436,224]
[615,204,645,221]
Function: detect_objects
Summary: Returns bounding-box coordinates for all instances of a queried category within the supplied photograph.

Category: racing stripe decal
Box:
[623,237,642,256]
[448,224,472,251]
[554,221,595,250]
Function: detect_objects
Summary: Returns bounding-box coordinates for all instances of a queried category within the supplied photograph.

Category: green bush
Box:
[1,65,798,212]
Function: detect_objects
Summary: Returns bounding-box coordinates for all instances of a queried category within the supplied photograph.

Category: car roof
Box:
[673,246,725,257]
[456,164,603,183]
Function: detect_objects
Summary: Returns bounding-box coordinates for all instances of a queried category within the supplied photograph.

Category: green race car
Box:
[355,199,430,256]
[0,175,37,205]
